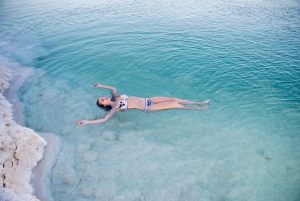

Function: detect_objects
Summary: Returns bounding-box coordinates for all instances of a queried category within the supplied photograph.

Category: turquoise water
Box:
[1,0,300,200]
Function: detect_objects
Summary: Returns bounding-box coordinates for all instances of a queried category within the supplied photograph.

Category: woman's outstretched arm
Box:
[94,83,119,99]
[77,108,118,126]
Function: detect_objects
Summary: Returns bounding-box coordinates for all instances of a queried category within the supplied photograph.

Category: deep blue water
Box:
[1,0,300,200]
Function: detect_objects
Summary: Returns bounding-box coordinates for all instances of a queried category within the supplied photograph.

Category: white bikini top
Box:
[118,94,128,110]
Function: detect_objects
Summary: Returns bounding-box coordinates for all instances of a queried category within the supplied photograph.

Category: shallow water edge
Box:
[31,133,60,201]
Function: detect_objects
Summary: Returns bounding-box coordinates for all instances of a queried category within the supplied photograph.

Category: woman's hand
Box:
[77,120,89,126]
[94,83,102,88]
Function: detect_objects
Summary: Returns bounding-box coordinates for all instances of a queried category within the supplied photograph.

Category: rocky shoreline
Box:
[0,65,46,201]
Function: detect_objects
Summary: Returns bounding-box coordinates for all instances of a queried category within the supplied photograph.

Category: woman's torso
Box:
[115,96,145,111]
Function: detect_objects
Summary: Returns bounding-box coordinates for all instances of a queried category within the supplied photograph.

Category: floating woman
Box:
[77,84,210,126]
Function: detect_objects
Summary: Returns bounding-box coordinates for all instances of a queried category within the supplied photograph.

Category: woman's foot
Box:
[203,99,210,104]
[198,99,210,106]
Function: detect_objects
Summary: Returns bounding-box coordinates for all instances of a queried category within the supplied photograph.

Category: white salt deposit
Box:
[0,58,34,125]
[0,66,46,201]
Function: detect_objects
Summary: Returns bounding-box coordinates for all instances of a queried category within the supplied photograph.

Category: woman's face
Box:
[98,97,110,106]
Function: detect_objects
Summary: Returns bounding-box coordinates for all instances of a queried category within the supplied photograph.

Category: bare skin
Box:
[77,84,210,126]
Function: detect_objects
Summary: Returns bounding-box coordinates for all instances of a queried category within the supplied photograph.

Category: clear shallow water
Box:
[1,0,300,200]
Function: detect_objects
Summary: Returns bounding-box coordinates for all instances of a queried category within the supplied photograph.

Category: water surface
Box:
[1,0,300,200]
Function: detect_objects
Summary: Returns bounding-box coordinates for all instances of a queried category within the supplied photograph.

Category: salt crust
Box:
[0,66,47,201]
[1,59,34,125]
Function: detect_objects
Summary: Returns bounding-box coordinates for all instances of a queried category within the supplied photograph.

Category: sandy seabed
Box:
[0,65,57,201]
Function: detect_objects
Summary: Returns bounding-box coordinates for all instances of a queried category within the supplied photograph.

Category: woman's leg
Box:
[149,97,210,106]
[176,99,210,106]
[146,101,208,113]
[148,97,177,103]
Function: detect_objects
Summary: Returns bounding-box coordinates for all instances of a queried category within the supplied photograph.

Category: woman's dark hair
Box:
[96,96,114,111]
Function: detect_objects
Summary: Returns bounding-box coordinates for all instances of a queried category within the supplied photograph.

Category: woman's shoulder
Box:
[114,96,122,102]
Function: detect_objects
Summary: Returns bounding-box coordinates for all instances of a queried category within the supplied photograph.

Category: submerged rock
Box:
[102,130,118,141]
